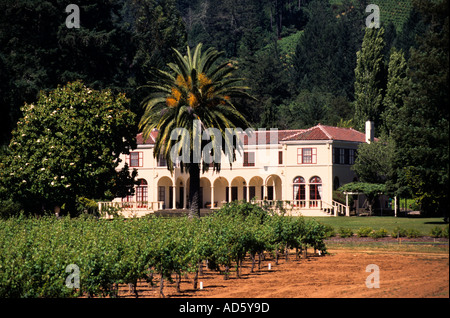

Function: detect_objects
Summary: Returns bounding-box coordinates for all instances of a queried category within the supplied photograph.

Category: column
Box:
[345,193,350,217]
[211,186,214,209]
[306,184,310,209]
[172,185,176,209]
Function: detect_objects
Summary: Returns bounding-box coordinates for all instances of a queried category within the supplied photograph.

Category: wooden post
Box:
[345,193,350,216]
[394,196,397,217]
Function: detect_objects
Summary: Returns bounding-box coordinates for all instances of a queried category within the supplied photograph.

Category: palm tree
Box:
[139,43,254,218]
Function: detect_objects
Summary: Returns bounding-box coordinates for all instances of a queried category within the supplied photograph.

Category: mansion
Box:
[101,122,375,217]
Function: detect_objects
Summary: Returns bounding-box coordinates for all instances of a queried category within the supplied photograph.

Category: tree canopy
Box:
[0,81,137,215]
[139,43,253,217]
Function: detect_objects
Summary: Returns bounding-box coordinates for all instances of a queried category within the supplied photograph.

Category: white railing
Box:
[98,201,164,213]
[332,200,349,216]
[252,199,348,217]
[253,199,323,209]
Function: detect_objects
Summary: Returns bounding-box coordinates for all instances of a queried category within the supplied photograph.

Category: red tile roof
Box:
[281,124,367,143]
[136,125,367,145]
[136,130,158,145]
[241,129,306,145]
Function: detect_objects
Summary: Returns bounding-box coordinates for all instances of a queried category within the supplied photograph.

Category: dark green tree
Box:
[281,88,331,129]
[381,48,408,136]
[0,0,133,144]
[293,0,365,100]
[352,138,395,184]
[354,27,387,131]
[391,0,449,216]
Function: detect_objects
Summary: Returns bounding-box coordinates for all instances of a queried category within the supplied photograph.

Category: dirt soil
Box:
[116,244,449,298]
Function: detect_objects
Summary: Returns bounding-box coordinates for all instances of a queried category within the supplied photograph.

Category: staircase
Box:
[295,200,349,217]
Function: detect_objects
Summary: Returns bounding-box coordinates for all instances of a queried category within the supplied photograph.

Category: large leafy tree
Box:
[0,81,137,215]
[352,138,395,185]
[139,43,253,218]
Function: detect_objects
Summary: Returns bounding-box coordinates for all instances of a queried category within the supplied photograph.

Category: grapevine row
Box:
[0,202,327,298]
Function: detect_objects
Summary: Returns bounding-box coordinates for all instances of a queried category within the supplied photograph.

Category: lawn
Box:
[306,216,448,236]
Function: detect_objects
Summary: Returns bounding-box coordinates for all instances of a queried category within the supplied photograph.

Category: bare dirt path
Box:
[117,249,449,298]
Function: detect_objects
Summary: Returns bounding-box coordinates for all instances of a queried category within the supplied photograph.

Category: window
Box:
[128,152,143,167]
[122,194,134,208]
[340,148,345,164]
[158,186,165,203]
[278,151,283,165]
[309,176,322,207]
[333,148,339,164]
[349,149,355,164]
[249,186,256,200]
[243,152,255,167]
[136,179,148,208]
[157,154,167,167]
[333,148,356,165]
[297,148,317,164]
[293,176,305,207]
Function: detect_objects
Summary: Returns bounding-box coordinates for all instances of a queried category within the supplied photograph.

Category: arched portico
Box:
[248,176,264,201]
[157,176,173,209]
[265,175,282,201]
[200,177,212,208]
[213,177,229,208]
[231,176,247,202]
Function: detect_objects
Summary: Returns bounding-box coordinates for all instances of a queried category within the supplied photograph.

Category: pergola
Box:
[342,191,398,217]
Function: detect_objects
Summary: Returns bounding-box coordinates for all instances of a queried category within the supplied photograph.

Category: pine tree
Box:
[354,27,387,131]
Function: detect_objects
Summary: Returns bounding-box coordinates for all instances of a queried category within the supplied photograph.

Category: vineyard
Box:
[375,0,412,31]
[0,202,327,298]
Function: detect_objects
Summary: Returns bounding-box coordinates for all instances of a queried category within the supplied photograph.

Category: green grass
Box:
[306,216,448,236]
[326,241,449,254]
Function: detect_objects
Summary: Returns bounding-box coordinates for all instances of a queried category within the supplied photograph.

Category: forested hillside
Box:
[1,0,448,215]
[1,0,419,144]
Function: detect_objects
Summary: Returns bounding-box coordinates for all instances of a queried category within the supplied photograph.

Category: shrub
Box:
[338,227,353,238]
[406,228,422,238]
[357,226,373,237]
[391,226,407,238]
[369,228,388,239]
[0,199,23,219]
[443,225,449,239]
[321,223,336,238]
[431,225,449,238]
[430,226,443,238]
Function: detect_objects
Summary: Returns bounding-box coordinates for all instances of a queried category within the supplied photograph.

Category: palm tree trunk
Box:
[188,163,201,218]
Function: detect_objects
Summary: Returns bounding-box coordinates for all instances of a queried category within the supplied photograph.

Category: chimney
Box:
[365,121,374,143]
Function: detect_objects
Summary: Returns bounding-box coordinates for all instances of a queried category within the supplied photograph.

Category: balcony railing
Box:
[252,199,348,217]
[98,201,164,214]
